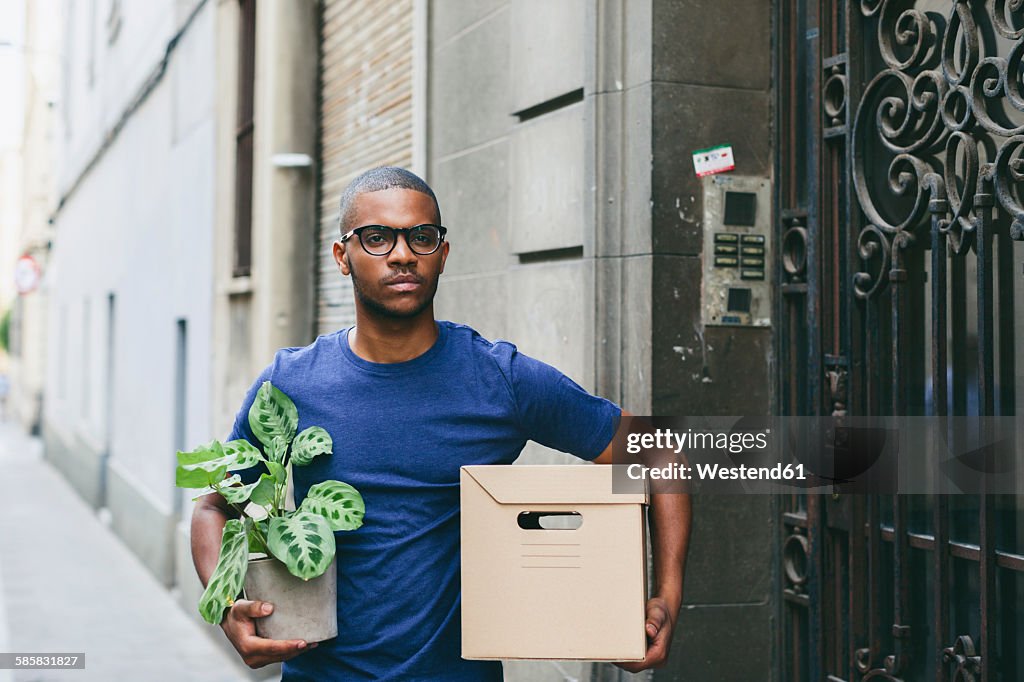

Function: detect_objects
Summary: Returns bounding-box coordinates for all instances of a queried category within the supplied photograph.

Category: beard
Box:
[348,258,439,319]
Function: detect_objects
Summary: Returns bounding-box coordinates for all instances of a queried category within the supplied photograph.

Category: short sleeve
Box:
[509,351,621,460]
[226,365,273,485]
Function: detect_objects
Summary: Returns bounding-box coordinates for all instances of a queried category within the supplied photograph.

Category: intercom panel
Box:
[700,175,772,327]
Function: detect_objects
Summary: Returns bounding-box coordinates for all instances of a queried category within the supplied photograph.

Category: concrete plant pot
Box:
[243,555,338,642]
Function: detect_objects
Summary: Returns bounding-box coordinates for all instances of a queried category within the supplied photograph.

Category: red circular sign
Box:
[14,254,40,294]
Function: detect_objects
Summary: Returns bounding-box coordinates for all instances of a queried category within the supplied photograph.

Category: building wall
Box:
[643,3,776,680]
[12,0,64,435]
[45,0,215,586]
[0,149,21,372]
[430,0,598,474]
[209,0,319,442]
[0,0,26,371]
[429,2,605,680]
[175,4,318,668]
[429,1,776,679]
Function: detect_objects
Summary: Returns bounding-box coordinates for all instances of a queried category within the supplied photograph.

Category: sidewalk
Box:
[0,419,256,681]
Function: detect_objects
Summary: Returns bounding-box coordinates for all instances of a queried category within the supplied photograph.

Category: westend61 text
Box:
[626,462,807,481]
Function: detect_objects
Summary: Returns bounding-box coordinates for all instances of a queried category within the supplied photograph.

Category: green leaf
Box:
[222,439,264,469]
[266,461,286,485]
[248,474,277,507]
[190,474,241,501]
[198,519,249,624]
[176,461,228,489]
[267,512,336,581]
[217,473,275,505]
[176,440,225,466]
[290,426,332,466]
[266,436,288,465]
[299,480,365,532]
[176,439,262,490]
[247,518,270,554]
[248,382,298,451]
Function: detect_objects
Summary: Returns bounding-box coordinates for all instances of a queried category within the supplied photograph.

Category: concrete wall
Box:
[430,2,602,678]
[210,0,319,442]
[430,0,595,472]
[645,3,775,680]
[45,0,215,587]
[429,0,776,679]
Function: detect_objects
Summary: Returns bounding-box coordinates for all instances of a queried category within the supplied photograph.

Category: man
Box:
[191,167,691,681]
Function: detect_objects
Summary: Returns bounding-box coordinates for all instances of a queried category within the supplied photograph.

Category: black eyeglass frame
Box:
[340,224,448,256]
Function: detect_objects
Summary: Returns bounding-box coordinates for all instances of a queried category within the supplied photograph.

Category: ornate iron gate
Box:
[776,1,1024,680]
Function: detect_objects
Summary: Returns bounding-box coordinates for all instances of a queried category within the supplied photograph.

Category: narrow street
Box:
[0,419,255,681]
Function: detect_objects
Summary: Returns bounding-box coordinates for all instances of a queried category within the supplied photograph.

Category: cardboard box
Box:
[460,464,649,661]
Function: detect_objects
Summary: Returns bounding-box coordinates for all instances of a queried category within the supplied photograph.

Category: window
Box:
[233,0,256,277]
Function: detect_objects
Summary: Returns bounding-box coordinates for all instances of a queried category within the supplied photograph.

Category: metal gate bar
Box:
[775,1,1024,680]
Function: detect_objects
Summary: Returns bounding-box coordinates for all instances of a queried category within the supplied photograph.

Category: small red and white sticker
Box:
[692,144,735,177]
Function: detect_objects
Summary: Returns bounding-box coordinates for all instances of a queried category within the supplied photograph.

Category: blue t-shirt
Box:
[228,321,620,681]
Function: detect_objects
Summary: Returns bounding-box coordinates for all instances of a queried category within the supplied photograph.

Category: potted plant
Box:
[176,381,364,641]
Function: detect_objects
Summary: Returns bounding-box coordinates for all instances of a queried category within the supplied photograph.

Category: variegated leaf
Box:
[299,480,365,531]
[248,382,298,451]
[190,474,241,501]
[222,439,264,469]
[290,426,332,466]
[217,473,276,505]
[248,474,277,508]
[266,460,286,485]
[198,518,249,624]
[176,457,229,489]
[266,436,288,465]
[247,518,270,554]
[176,440,225,466]
[177,439,261,489]
[267,512,336,581]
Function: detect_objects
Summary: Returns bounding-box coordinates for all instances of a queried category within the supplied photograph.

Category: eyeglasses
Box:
[340,224,448,257]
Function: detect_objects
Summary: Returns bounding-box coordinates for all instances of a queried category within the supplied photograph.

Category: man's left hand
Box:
[614,596,676,673]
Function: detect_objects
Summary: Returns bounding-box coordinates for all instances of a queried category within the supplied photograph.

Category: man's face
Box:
[333,188,449,320]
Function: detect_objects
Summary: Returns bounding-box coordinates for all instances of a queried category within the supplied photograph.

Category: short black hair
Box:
[338,166,440,234]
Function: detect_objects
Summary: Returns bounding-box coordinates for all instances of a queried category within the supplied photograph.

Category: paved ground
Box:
[0,419,257,681]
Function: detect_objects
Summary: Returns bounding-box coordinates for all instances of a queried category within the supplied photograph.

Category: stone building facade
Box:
[44,0,217,589]
[35,2,778,679]
[421,2,774,679]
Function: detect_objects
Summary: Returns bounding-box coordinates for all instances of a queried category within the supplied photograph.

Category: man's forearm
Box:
[593,411,693,614]
[191,493,235,588]
[649,490,691,615]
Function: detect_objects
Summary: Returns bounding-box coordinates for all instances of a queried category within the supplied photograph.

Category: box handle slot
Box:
[517,511,583,530]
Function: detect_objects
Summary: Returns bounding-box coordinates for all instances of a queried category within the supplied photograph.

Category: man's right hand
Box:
[220,599,318,669]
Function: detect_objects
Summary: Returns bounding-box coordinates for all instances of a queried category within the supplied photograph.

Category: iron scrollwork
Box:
[943,635,983,681]
[849,2,1024,678]
[852,0,1024,300]
[825,364,849,416]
